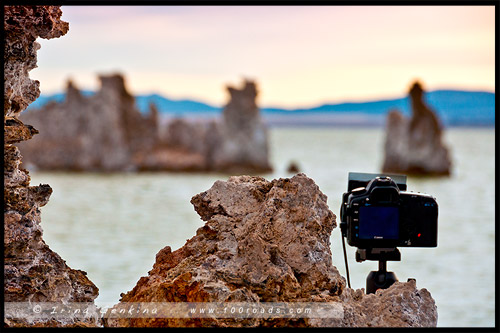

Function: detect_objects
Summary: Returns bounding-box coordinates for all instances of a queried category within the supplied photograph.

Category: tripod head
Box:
[355,247,401,262]
[356,248,400,293]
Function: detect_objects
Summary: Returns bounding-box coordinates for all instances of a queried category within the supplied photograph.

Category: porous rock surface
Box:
[382,81,452,175]
[107,174,437,327]
[4,6,68,119]
[340,280,437,327]
[4,5,99,327]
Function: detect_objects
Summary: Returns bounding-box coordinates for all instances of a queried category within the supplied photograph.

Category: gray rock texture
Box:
[19,78,272,174]
[382,81,452,176]
[208,80,272,173]
[19,75,159,171]
[4,5,100,327]
[156,80,273,173]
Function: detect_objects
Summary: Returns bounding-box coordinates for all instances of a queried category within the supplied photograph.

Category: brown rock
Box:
[4,5,99,327]
[382,81,452,176]
[106,174,436,327]
[4,6,69,119]
[287,161,300,173]
[4,117,39,144]
[340,280,437,327]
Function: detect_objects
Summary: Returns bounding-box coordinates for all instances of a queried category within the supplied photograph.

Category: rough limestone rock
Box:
[340,280,437,327]
[208,80,272,173]
[382,81,452,175]
[4,6,68,119]
[4,6,99,327]
[107,174,437,327]
[18,75,159,171]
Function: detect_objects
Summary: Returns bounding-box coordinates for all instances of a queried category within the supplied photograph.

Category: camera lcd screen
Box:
[358,206,399,239]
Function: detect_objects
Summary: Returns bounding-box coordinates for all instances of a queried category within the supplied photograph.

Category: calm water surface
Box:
[30,127,495,327]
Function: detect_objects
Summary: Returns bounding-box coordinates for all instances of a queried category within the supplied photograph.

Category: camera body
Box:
[340,173,438,249]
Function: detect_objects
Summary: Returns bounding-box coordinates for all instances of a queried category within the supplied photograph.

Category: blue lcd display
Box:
[358,206,399,239]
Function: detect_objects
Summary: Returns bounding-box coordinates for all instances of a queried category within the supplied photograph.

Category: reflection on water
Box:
[30,127,494,327]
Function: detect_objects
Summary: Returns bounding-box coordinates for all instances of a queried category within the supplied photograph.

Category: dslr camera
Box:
[339,172,438,293]
[340,172,438,251]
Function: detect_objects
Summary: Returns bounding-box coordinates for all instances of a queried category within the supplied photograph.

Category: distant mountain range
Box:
[28,89,495,127]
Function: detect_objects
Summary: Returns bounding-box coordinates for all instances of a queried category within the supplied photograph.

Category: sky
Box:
[31,6,495,108]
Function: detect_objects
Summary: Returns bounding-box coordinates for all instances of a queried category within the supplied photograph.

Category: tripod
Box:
[356,248,401,294]
[365,260,398,294]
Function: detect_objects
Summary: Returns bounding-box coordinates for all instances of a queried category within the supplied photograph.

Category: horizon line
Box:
[37,87,496,111]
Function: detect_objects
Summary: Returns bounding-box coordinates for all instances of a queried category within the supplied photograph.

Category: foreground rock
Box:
[4,5,99,327]
[382,81,452,175]
[107,174,436,327]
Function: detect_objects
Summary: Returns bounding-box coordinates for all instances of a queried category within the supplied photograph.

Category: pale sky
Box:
[31,6,495,108]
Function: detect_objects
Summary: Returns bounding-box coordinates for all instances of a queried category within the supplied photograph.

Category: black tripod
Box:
[340,230,407,294]
[365,260,398,294]
[356,247,401,294]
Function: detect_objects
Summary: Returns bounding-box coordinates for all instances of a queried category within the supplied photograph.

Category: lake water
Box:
[29,127,495,327]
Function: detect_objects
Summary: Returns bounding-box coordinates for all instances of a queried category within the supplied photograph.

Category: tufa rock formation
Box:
[207,80,272,173]
[142,117,211,172]
[4,6,99,327]
[340,279,437,327]
[382,81,452,176]
[158,80,272,173]
[19,78,272,174]
[18,75,159,171]
[106,174,437,327]
[4,6,68,118]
